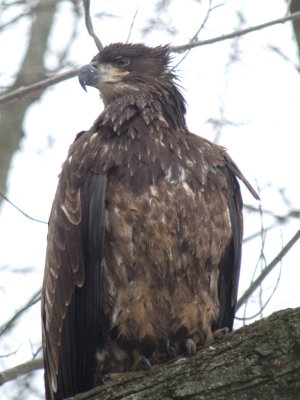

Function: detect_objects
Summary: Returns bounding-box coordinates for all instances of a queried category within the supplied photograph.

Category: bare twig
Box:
[1,11,300,107]
[242,193,266,324]
[0,192,47,224]
[173,0,216,68]
[0,288,41,337]
[286,0,293,16]
[235,264,281,322]
[191,1,224,42]
[243,223,277,243]
[0,10,31,31]
[244,203,300,223]
[171,10,300,53]
[236,230,300,311]
[83,0,103,51]
[258,195,266,320]
[126,7,139,43]
[236,235,283,322]
[0,357,43,386]
[0,68,78,107]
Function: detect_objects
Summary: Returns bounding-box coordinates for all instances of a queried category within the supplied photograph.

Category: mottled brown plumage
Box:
[42,43,258,399]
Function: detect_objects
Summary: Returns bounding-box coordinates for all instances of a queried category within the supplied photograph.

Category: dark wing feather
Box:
[216,155,258,330]
[215,164,243,331]
[71,172,107,393]
[42,131,107,399]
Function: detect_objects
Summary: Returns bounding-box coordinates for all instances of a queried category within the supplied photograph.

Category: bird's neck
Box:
[95,83,187,135]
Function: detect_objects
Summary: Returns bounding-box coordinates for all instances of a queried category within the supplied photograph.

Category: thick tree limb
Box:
[67,307,300,400]
[0,358,43,386]
[0,69,77,107]
[1,308,299,397]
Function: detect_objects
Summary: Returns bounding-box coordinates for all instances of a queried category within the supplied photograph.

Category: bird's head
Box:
[78,43,172,105]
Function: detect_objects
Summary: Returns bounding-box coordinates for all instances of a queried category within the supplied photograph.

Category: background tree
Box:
[0,0,300,398]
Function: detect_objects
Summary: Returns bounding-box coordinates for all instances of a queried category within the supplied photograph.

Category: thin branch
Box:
[243,222,277,243]
[235,266,281,322]
[1,10,300,107]
[286,0,293,16]
[236,235,283,322]
[0,10,31,31]
[171,10,300,53]
[0,357,43,386]
[191,1,224,42]
[0,288,41,337]
[244,203,300,222]
[0,68,78,107]
[174,0,216,69]
[126,7,139,43]
[0,192,47,224]
[83,0,103,51]
[243,192,266,324]
[236,230,300,311]
[258,194,266,320]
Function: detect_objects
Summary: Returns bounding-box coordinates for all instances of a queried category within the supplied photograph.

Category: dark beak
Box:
[78,64,99,92]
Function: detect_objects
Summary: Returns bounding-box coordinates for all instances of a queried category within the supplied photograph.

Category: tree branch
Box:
[1,10,300,108]
[83,0,103,50]
[171,10,300,53]
[0,0,57,198]
[0,68,78,107]
[2,307,299,398]
[0,192,47,224]
[236,230,300,311]
[0,358,43,386]
[0,288,41,337]
[68,307,300,399]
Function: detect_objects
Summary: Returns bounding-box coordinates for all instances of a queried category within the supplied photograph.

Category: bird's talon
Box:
[101,373,110,384]
[185,338,196,356]
[166,339,176,357]
[132,353,152,371]
[213,327,230,340]
[141,355,152,370]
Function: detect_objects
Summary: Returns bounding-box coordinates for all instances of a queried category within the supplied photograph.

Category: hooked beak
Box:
[78,64,99,92]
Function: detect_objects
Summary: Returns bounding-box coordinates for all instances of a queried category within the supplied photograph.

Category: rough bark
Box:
[0,0,57,200]
[69,307,300,400]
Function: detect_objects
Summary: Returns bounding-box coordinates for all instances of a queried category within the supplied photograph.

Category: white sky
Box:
[0,0,299,398]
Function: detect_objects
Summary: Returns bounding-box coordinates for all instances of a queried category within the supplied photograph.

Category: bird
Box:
[41,42,258,399]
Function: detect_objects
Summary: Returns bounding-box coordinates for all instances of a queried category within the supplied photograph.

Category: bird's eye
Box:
[91,61,98,69]
[114,56,130,67]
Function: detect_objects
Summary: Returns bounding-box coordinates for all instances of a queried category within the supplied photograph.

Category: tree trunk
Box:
[69,307,300,400]
[291,0,300,58]
[0,0,57,200]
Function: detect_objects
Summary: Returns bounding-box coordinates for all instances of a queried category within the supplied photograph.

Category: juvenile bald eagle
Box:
[42,43,258,399]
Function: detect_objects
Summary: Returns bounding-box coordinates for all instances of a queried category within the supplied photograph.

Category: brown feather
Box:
[42,43,257,399]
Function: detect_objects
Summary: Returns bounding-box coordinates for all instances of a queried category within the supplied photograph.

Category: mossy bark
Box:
[69,307,300,400]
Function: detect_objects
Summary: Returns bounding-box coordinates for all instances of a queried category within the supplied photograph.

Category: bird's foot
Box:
[131,349,152,371]
[166,339,177,357]
[100,373,110,384]
[212,327,230,341]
